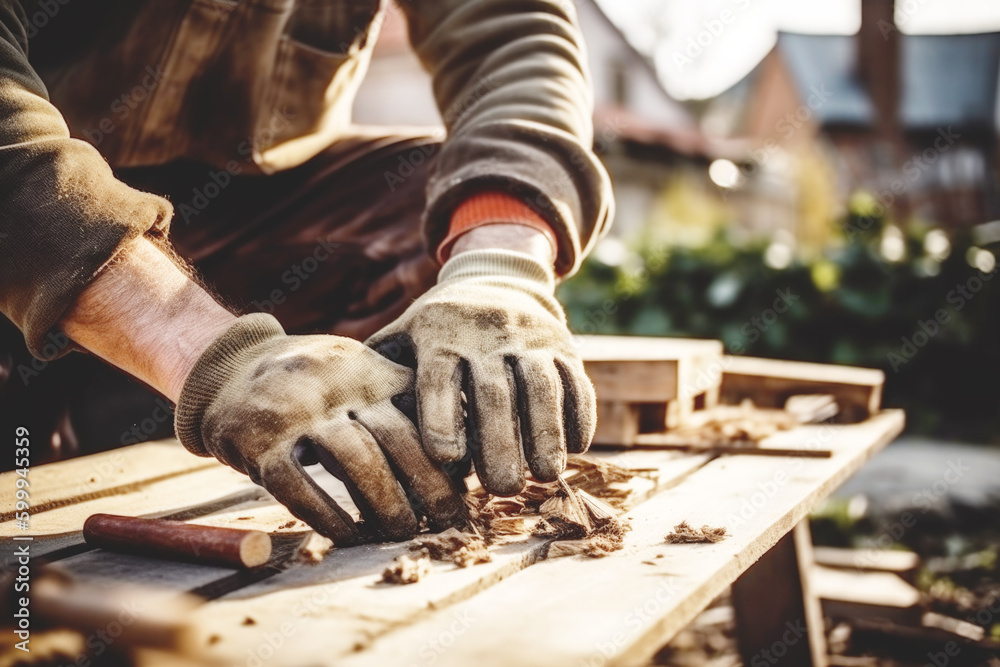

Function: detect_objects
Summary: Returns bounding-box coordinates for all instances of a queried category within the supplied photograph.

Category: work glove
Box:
[367,249,597,496]
[175,314,466,545]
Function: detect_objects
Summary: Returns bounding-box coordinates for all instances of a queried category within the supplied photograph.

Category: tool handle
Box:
[84,513,272,569]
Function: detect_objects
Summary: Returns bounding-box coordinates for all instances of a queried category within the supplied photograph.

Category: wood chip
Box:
[380,552,431,585]
[297,532,334,563]
[665,521,728,544]
[413,528,492,568]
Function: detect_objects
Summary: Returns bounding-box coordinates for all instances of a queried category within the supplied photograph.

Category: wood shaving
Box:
[297,532,334,563]
[412,527,492,568]
[463,455,651,547]
[643,399,807,449]
[380,552,431,585]
[665,521,728,544]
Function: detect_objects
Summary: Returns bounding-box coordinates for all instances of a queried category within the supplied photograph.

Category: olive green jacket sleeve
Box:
[400,0,614,277]
[0,1,172,359]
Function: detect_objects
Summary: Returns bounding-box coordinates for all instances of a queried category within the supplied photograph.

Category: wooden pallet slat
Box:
[577,335,725,445]
[334,411,904,667]
[721,356,885,422]
[185,450,714,666]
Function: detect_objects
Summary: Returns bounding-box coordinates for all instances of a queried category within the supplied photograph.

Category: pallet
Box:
[576,335,724,445]
[579,338,886,447]
[720,356,885,423]
[1,405,905,667]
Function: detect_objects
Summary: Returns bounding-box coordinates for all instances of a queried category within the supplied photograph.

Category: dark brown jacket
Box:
[0,0,612,357]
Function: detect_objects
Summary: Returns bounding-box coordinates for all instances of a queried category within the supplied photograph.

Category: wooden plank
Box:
[811,564,923,624]
[721,356,884,422]
[19,467,361,597]
[593,401,641,446]
[336,411,903,667]
[185,450,713,666]
[0,439,211,521]
[0,465,262,567]
[732,521,827,667]
[812,547,920,576]
[577,335,723,403]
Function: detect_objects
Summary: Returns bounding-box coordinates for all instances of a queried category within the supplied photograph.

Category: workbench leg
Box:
[731,520,827,667]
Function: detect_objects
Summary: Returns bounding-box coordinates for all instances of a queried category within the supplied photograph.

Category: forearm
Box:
[60,238,237,402]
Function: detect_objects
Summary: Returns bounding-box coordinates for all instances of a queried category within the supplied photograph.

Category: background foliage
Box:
[559,198,1000,441]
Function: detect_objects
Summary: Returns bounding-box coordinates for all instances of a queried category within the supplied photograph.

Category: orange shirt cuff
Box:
[436,192,558,266]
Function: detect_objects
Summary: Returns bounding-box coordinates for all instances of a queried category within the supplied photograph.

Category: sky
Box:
[595,0,1000,100]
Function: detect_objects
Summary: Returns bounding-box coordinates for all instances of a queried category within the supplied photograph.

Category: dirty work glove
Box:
[175,314,466,545]
[367,249,597,496]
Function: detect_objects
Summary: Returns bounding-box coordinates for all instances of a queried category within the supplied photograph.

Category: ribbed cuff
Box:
[436,192,558,265]
[438,249,556,292]
[174,313,285,456]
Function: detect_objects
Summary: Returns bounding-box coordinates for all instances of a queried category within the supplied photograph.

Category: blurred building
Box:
[352,0,741,241]
[705,0,1000,231]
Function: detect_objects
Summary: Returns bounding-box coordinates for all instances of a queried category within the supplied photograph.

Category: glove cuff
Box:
[174,313,285,456]
[438,249,555,292]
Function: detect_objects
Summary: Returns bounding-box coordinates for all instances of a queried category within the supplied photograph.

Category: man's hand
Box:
[175,314,466,544]
[367,236,596,496]
[62,238,464,544]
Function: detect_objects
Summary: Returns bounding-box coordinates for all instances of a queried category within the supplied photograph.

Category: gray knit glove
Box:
[175,314,466,545]
[367,250,597,496]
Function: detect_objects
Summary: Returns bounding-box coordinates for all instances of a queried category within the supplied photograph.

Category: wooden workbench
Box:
[0,352,903,667]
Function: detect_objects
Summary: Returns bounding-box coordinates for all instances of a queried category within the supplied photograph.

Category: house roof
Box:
[777,33,874,126]
[900,33,1000,128]
[776,31,1000,130]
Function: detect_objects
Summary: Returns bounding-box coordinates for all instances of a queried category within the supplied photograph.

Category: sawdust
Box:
[665,521,728,544]
[412,527,492,567]
[463,455,650,549]
[457,457,646,560]
[297,532,334,563]
[642,397,839,451]
[376,456,651,584]
[380,552,431,585]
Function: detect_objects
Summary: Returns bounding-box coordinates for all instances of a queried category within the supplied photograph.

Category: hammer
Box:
[84,513,272,569]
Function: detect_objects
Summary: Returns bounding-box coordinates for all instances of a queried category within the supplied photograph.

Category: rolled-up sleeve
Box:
[0,0,172,359]
[400,0,614,277]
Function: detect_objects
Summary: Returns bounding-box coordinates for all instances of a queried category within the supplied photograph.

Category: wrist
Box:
[450,224,555,266]
[175,313,285,456]
[61,238,238,402]
[439,248,555,290]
